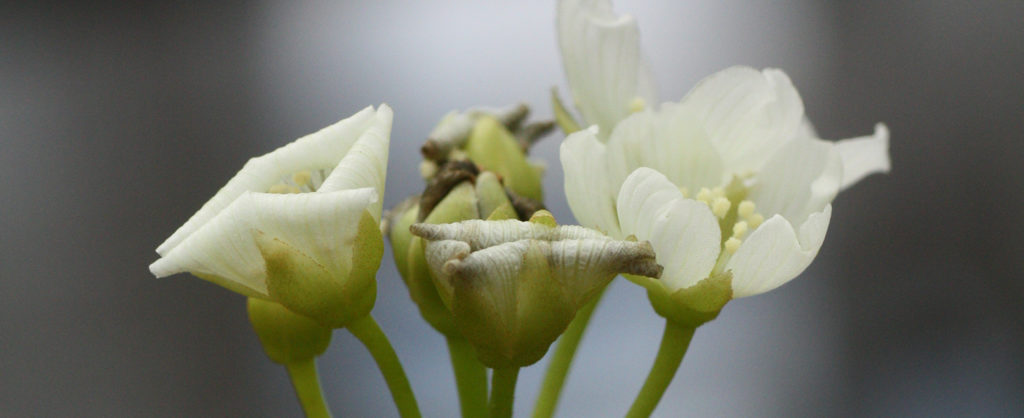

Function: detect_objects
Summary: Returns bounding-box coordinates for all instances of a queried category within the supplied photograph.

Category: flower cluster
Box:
[148,0,890,416]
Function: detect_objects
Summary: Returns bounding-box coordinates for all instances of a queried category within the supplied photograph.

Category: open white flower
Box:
[150,105,391,326]
[557,0,656,139]
[561,67,890,304]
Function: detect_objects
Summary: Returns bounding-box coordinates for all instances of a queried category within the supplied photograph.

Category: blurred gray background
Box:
[2,0,1022,416]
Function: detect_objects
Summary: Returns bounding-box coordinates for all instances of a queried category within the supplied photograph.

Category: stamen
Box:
[711,197,731,218]
[732,221,748,238]
[711,187,725,199]
[738,200,756,219]
[724,237,742,254]
[268,184,300,194]
[292,171,312,188]
[696,188,713,204]
[748,213,765,229]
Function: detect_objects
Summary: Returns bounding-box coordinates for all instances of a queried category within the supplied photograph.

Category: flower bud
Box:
[411,217,663,368]
[247,297,332,365]
[463,116,544,201]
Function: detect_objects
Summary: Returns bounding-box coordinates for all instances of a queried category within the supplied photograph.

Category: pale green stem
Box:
[489,367,520,418]
[446,335,489,418]
[625,320,697,418]
[285,358,332,418]
[531,286,607,418]
[347,315,422,418]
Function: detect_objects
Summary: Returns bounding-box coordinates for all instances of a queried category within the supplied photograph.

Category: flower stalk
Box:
[446,336,488,418]
[531,285,607,418]
[285,358,332,418]
[625,320,696,418]
[346,315,422,418]
[489,367,521,418]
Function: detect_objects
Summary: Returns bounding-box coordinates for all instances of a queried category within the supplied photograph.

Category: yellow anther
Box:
[738,200,756,219]
[711,187,725,199]
[268,184,300,194]
[628,97,646,113]
[711,197,731,218]
[292,171,312,187]
[748,213,765,229]
[678,187,689,198]
[696,188,713,203]
[725,237,742,254]
[732,221,748,238]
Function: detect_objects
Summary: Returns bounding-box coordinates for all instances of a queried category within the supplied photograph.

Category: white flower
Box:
[561,66,890,301]
[149,105,392,314]
[557,0,656,140]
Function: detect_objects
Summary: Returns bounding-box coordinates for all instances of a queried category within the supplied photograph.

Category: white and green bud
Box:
[410,215,663,368]
[247,297,332,365]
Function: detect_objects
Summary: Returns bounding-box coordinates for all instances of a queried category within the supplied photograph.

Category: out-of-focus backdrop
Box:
[2,0,1022,416]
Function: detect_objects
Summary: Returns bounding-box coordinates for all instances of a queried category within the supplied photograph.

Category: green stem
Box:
[285,358,332,418]
[347,315,422,418]
[625,320,697,418]
[531,286,607,418]
[489,367,520,418]
[447,336,488,418]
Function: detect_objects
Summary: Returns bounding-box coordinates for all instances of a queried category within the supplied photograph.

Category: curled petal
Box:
[558,0,656,139]
[319,104,393,221]
[835,123,891,190]
[727,205,832,298]
[411,219,608,251]
[560,127,622,237]
[616,168,721,292]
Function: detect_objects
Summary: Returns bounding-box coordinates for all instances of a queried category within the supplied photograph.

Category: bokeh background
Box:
[3,0,1022,416]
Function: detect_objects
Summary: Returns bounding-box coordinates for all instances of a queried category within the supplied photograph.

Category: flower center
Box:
[682,182,765,257]
[267,169,331,194]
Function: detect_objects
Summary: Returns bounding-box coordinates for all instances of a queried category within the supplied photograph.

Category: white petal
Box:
[156,106,381,255]
[320,104,393,221]
[747,137,842,226]
[835,123,890,190]
[616,168,721,292]
[149,189,379,295]
[727,205,831,298]
[606,103,724,191]
[557,0,656,140]
[560,127,622,237]
[680,67,804,173]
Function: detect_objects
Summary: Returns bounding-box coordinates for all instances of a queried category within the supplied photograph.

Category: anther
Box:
[292,171,312,188]
[738,200,756,219]
[748,213,765,229]
[628,97,646,113]
[725,237,742,254]
[711,197,731,218]
[696,188,713,204]
[268,184,300,194]
[732,221,748,238]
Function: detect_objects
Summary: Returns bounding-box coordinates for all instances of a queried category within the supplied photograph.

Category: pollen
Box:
[747,213,765,229]
[724,237,742,254]
[711,197,731,218]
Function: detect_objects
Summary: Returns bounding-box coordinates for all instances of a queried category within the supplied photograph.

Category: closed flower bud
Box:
[410,217,663,368]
